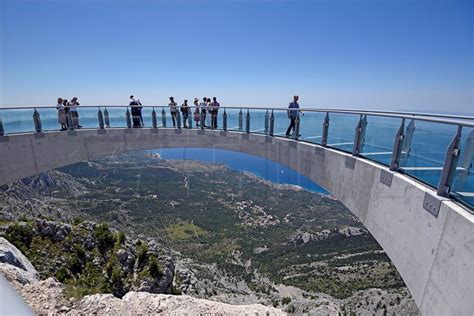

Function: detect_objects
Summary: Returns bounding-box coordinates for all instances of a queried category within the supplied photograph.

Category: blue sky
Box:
[1,0,473,113]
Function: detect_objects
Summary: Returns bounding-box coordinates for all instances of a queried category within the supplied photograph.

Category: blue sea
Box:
[150,148,329,194]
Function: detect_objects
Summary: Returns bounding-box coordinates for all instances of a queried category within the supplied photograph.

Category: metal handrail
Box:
[1,106,474,127]
[1,105,473,120]
[317,108,474,121]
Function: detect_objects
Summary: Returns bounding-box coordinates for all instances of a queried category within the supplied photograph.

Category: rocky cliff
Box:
[0,226,284,315]
[1,218,178,298]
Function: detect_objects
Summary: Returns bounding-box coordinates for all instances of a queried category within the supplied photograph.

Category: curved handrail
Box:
[1,105,473,121]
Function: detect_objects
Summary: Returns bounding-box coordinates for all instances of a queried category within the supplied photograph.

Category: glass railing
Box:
[0,105,473,211]
[298,111,326,145]
[451,127,474,208]
[359,116,400,166]
[397,120,458,188]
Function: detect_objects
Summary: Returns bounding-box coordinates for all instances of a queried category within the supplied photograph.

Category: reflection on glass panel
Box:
[224,108,241,131]
[452,127,474,208]
[36,108,60,131]
[77,107,99,129]
[272,110,290,137]
[299,111,325,144]
[158,106,169,128]
[140,107,154,128]
[360,116,401,166]
[326,113,360,152]
[398,120,457,188]
[102,107,128,128]
[0,108,36,134]
[249,109,267,134]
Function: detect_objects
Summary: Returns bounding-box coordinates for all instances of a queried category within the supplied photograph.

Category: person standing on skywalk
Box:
[193,98,201,128]
[199,97,208,128]
[169,96,178,128]
[56,97,67,130]
[206,97,212,127]
[129,95,143,128]
[285,95,302,137]
[69,97,82,128]
[210,97,220,129]
[181,99,190,128]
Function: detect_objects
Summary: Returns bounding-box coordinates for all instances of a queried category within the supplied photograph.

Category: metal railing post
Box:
[33,108,42,133]
[293,114,300,140]
[321,112,330,146]
[98,107,104,129]
[152,108,157,128]
[0,117,4,136]
[223,109,227,131]
[245,109,250,133]
[269,110,274,136]
[360,115,368,148]
[104,107,110,128]
[264,110,269,134]
[161,108,167,127]
[390,119,405,171]
[126,107,132,128]
[437,125,463,197]
[402,119,415,157]
[239,109,243,132]
[352,114,367,156]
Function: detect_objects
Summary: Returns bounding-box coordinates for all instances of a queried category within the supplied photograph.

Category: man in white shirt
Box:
[129,95,141,105]
[129,95,143,128]
[169,96,178,128]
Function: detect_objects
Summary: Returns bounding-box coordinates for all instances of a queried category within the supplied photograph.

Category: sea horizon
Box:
[0,105,473,117]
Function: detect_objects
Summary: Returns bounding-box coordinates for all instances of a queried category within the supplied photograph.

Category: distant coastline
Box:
[150,148,329,194]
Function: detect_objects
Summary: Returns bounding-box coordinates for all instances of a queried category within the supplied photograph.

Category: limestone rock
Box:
[0,237,38,276]
[35,219,71,242]
[78,291,286,315]
[0,263,39,287]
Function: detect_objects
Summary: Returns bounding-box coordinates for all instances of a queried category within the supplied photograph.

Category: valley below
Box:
[0,151,420,315]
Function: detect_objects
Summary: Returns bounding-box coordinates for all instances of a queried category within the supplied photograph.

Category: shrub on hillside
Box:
[93,223,115,252]
[149,256,162,278]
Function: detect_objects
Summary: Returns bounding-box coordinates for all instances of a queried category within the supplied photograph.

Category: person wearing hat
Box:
[69,97,82,128]
[169,96,178,128]
[193,98,200,128]
[285,95,301,137]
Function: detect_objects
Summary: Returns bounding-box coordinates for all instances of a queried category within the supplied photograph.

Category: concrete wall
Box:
[0,128,473,315]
